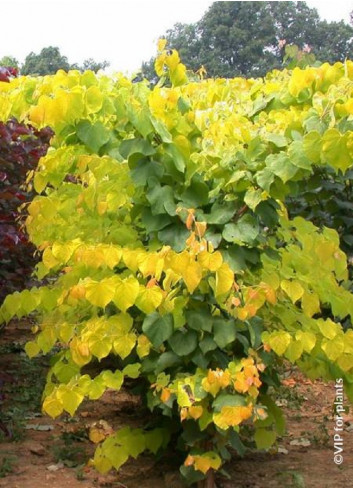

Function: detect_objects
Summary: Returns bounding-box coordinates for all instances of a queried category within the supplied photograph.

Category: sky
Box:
[1,0,352,75]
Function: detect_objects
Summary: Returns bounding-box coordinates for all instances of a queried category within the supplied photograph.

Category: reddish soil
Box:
[0,320,352,488]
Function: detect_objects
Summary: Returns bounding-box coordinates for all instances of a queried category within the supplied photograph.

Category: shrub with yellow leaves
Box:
[0,41,353,486]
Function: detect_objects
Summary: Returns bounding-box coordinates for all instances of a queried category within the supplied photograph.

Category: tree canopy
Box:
[7,46,110,75]
[142,1,353,79]
[21,46,72,75]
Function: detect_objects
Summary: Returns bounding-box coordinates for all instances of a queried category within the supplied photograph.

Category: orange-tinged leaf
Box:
[188,405,203,420]
[89,420,114,444]
[160,388,171,403]
[70,284,86,300]
[213,405,253,430]
[184,452,222,474]
[186,212,194,230]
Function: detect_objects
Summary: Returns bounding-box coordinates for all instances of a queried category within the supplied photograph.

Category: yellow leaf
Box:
[280,279,304,303]
[198,250,223,271]
[70,337,92,366]
[136,334,152,358]
[102,246,122,269]
[97,201,108,215]
[42,248,60,270]
[157,38,167,52]
[295,331,316,353]
[215,263,234,297]
[318,318,340,340]
[85,277,117,308]
[301,290,320,317]
[135,285,164,314]
[266,331,291,356]
[113,276,140,312]
[113,333,137,359]
[25,341,40,358]
[213,405,253,430]
[89,420,114,444]
[182,260,202,294]
[42,396,64,418]
[57,388,84,416]
[201,369,231,397]
[185,452,222,474]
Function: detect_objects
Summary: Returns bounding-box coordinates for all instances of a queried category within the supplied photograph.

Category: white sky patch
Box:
[1,0,352,75]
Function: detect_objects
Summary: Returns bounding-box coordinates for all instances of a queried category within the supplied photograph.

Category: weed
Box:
[278,470,305,488]
[0,454,17,477]
[52,441,87,468]
[274,384,306,410]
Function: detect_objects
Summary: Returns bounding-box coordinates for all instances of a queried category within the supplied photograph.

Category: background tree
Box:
[20,47,110,75]
[79,58,110,72]
[21,46,71,75]
[0,56,19,70]
[142,1,353,79]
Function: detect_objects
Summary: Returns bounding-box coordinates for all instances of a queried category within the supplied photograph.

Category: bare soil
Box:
[0,320,352,488]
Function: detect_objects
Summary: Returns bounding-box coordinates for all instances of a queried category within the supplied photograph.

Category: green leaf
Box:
[212,393,246,411]
[164,143,185,172]
[119,138,155,158]
[254,428,277,449]
[256,168,275,192]
[168,329,198,356]
[213,319,237,348]
[288,141,312,170]
[266,133,287,148]
[102,370,124,390]
[145,428,169,454]
[258,394,286,435]
[222,214,259,245]
[285,340,303,362]
[205,201,237,225]
[130,159,164,187]
[266,153,298,183]
[123,363,141,378]
[77,120,111,153]
[181,179,209,207]
[147,182,176,216]
[303,131,322,163]
[155,351,180,373]
[158,224,189,252]
[199,335,218,354]
[244,187,264,211]
[322,128,352,172]
[186,309,213,332]
[142,313,174,348]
